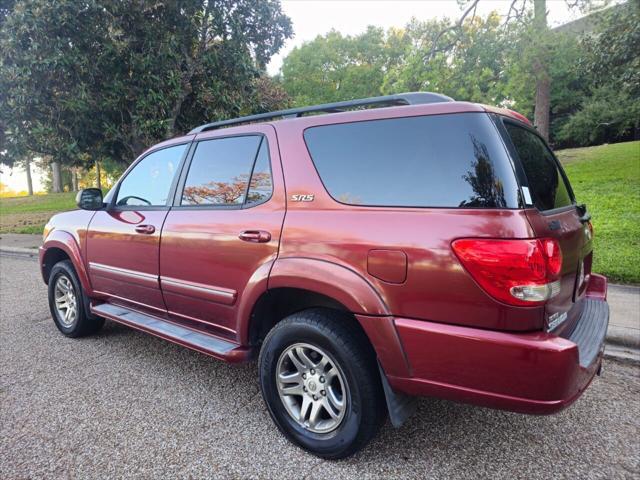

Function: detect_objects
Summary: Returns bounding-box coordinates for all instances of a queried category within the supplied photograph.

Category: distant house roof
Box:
[553,2,627,35]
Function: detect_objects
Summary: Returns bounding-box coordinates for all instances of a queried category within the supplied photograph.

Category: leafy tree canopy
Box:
[279,1,638,147]
[0,0,293,168]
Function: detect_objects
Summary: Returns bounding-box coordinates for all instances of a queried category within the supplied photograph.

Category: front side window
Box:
[505,123,573,211]
[116,144,187,207]
[181,135,271,206]
[303,113,520,208]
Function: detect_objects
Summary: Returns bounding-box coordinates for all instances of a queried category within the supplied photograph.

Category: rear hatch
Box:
[499,119,593,334]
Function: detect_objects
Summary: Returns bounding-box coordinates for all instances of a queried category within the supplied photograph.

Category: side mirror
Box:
[76,188,104,210]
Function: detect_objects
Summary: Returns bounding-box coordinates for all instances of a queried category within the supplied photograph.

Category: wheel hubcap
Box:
[54,275,77,327]
[276,343,348,433]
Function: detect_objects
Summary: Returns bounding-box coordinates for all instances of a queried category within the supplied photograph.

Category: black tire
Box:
[48,260,104,338]
[258,308,386,459]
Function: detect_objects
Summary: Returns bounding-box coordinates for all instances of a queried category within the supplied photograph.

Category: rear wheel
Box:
[48,260,104,337]
[258,308,385,459]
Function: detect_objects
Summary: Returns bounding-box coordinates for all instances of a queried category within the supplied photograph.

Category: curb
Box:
[604,344,640,366]
[0,246,39,257]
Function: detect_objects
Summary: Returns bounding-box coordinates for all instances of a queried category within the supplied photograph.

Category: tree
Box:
[532,0,551,140]
[281,26,404,105]
[0,0,293,176]
[580,1,639,97]
[382,13,514,104]
[557,2,640,145]
[420,0,609,141]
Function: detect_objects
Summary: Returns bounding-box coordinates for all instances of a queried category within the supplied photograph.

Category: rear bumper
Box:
[388,274,609,415]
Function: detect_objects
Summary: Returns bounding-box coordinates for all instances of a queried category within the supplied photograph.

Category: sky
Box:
[1,0,585,193]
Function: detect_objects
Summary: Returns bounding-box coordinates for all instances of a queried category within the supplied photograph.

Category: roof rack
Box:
[188,91,454,134]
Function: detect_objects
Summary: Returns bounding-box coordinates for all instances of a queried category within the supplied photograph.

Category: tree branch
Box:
[425,0,480,62]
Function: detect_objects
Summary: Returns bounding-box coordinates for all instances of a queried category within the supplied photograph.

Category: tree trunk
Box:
[95,160,102,190]
[51,161,63,193]
[25,158,33,196]
[533,0,550,141]
[534,70,551,141]
[71,168,78,192]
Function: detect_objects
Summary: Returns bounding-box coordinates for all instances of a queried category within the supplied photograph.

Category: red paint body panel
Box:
[39,99,609,417]
[40,213,94,292]
[159,125,285,341]
[86,210,169,314]
[391,313,601,414]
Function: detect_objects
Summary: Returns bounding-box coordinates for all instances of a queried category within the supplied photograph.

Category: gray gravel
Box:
[1,254,639,479]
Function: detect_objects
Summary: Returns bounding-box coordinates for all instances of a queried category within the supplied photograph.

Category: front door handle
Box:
[135,224,156,234]
[239,230,271,243]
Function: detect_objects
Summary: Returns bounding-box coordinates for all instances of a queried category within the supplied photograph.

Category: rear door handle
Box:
[239,230,271,243]
[135,224,156,234]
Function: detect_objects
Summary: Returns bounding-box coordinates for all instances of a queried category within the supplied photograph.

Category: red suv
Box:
[40,93,609,459]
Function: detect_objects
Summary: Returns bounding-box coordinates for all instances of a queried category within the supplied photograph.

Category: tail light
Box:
[452,238,563,306]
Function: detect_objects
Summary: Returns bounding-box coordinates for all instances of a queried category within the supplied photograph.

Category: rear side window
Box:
[505,123,573,211]
[303,113,519,208]
[245,140,273,207]
[181,136,269,206]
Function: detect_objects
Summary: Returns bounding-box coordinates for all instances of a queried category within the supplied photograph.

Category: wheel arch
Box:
[40,231,92,294]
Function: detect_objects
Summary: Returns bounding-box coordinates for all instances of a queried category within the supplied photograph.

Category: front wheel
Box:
[48,260,104,337]
[258,308,385,459]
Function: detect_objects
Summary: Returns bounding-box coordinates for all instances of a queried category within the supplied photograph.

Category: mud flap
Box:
[378,362,417,428]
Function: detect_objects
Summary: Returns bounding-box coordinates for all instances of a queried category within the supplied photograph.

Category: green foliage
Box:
[383,13,514,104]
[557,86,640,145]
[580,1,640,96]
[557,2,640,146]
[281,26,401,105]
[0,0,293,169]
[279,2,638,148]
[558,141,640,284]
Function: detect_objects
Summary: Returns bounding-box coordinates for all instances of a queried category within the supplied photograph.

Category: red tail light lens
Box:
[452,238,563,306]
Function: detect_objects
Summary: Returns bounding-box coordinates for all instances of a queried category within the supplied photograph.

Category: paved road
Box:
[1,254,639,479]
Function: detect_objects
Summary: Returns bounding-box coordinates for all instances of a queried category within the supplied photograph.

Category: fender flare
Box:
[267,257,390,316]
[41,230,93,295]
[258,257,410,377]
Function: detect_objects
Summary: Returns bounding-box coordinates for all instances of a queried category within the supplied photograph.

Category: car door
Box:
[86,141,191,315]
[159,125,285,340]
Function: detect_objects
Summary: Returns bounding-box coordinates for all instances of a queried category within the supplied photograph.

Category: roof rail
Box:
[188,91,454,134]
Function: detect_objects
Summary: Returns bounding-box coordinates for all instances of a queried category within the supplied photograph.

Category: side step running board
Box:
[91,303,251,363]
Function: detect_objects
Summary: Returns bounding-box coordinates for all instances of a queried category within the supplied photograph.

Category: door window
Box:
[181,135,271,207]
[116,144,187,207]
[246,140,273,207]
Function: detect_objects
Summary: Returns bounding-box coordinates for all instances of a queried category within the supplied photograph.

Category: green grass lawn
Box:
[557,141,640,284]
[1,141,639,283]
[0,192,77,234]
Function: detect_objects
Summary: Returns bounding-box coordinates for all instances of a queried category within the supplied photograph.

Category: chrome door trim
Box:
[89,262,159,288]
[160,276,237,306]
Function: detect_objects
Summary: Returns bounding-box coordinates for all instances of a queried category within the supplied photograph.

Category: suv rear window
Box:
[505,123,573,211]
[303,113,519,208]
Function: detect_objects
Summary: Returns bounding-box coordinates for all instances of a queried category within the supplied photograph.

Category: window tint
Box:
[304,113,519,208]
[116,144,186,206]
[246,140,273,206]
[505,123,573,211]
[181,136,263,206]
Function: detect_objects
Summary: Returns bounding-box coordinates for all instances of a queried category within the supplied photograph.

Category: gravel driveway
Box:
[1,254,639,479]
